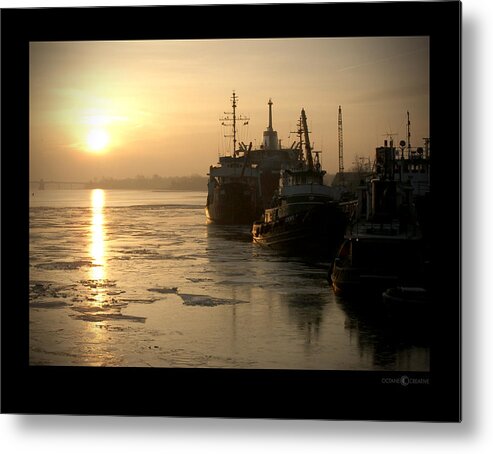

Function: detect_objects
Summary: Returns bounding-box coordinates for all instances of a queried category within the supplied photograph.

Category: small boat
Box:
[252,108,357,256]
[382,286,429,308]
[381,286,430,326]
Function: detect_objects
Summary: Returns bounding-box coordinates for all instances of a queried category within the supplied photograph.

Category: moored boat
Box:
[252,108,357,256]
[205,93,300,225]
[330,129,430,299]
[382,286,429,308]
[205,91,261,224]
[330,232,426,298]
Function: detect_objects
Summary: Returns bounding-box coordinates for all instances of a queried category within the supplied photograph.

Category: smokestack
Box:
[263,98,279,150]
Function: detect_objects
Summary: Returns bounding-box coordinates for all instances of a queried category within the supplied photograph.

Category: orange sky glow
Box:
[30,37,429,181]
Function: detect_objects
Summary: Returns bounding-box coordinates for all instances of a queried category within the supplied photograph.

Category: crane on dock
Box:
[338,106,344,183]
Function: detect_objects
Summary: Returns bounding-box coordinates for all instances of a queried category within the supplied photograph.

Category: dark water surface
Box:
[29,189,429,370]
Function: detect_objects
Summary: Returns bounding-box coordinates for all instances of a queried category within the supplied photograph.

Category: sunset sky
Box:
[29,37,429,181]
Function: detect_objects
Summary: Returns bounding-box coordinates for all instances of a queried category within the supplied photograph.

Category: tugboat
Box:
[206,93,301,225]
[330,127,431,299]
[251,108,357,256]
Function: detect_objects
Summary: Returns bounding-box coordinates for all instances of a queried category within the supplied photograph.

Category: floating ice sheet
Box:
[147,287,179,294]
[30,300,71,309]
[179,293,248,307]
[70,312,146,323]
[35,260,92,270]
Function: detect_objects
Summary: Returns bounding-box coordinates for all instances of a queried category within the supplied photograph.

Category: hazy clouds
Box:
[30,37,429,181]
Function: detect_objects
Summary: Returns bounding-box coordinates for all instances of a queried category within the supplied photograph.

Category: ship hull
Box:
[205,182,261,225]
[252,202,350,257]
[330,235,426,299]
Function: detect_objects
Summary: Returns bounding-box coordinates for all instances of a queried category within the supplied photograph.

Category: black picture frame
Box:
[1,1,461,421]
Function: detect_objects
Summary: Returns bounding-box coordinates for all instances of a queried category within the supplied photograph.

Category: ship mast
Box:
[290,116,304,160]
[220,91,249,157]
[407,110,412,157]
[300,108,314,171]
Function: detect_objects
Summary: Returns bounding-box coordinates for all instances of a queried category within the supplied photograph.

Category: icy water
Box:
[29,189,430,370]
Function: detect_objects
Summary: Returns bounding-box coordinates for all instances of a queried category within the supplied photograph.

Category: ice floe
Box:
[70,312,146,323]
[120,297,160,304]
[79,279,117,288]
[147,287,179,294]
[35,260,92,270]
[179,293,248,307]
[30,300,71,309]
[30,281,77,300]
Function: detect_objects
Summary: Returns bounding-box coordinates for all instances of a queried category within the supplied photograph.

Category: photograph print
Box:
[2,1,461,421]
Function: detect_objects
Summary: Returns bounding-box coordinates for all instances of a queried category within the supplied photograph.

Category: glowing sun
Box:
[86,129,110,152]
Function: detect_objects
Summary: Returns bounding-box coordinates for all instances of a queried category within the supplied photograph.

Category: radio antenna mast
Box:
[220,91,249,157]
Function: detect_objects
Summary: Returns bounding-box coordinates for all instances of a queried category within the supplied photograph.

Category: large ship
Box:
[251,108,357,256]
[205,92,300,225]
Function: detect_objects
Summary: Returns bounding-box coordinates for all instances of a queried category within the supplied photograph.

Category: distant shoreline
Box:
[30,174,209,191]
[30,173,339,191]
[30,187,207,192]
